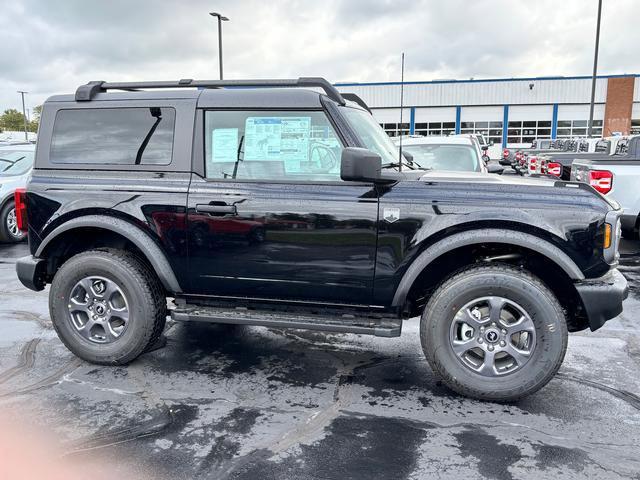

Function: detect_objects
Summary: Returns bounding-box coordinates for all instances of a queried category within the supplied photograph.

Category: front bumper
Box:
[15,255,46,291]
[575,269,629,331]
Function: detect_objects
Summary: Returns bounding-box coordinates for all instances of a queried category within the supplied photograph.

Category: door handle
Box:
[196,204,237,215]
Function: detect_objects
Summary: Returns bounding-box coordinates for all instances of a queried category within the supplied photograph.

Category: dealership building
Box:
[335,74,640,148]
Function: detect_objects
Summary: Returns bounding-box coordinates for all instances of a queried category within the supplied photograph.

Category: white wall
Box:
[414,107,456,122]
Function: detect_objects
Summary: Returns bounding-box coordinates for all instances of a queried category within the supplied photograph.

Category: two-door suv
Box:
[15,78,628,401]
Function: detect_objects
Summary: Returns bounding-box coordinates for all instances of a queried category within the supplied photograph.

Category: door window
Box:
[204,110,344,181]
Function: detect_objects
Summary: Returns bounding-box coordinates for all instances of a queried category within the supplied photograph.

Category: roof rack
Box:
[75,77,346,105]
[341,93,372,114]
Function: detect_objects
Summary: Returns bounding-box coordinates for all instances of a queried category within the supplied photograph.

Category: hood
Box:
[417,170,558,187]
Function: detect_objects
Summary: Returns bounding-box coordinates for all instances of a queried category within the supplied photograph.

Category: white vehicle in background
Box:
[452,133,494,162]
[393,136,503,173]
[571,136,640,239]
[0,144,35,242]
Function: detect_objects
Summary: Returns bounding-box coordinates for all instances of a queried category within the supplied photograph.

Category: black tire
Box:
[421,264,568,402]
[0,200,25,243]
[49,249,167,365]
[621,218,639,240]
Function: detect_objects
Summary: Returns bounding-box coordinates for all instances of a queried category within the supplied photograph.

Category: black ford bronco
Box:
[15,78,628,401]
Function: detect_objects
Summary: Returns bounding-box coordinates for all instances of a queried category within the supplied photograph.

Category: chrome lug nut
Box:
[478,338,483,343]
[501,329,507,335]
[500,340,506,347]
[488,345,494,351]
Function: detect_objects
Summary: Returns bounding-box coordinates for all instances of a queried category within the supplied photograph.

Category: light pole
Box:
[209,12,229,80]
[587,0,603,138]
[17,91,28,141]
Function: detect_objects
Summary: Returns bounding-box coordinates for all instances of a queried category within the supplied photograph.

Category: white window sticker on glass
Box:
[211,128,239,164]
[244,117,312,173]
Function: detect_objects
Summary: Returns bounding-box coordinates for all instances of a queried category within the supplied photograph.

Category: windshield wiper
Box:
[381,159,416,170]
[0,156,25,172]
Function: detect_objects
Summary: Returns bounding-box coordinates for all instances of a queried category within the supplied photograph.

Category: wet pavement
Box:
[0,240,639,479]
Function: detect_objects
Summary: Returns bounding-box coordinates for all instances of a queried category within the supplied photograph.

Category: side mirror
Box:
[340,147,382,183]
[487,163,505,175]
[402,150,414,165]
[481,145,489,151]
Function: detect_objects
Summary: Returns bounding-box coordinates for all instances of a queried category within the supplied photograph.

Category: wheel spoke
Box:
[77,318,97,340]
[506,315,536,335]
[460,308,485,328]
[504,343,531,366]
[451,339,475,358]
[478,349,497,376]
[488,297,505,324]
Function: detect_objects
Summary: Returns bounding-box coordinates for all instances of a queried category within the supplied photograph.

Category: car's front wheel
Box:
[421,264,567,402]
[0,201,26,243]
[49,249,167,365]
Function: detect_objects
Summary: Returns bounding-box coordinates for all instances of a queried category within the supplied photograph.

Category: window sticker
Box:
[244,117,312,173]
[211,128,239,164]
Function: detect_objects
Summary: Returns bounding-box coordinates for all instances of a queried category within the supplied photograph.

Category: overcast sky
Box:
[1,0,638,115]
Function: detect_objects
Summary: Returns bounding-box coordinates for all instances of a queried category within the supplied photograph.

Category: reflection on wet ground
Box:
[0,240,639,479]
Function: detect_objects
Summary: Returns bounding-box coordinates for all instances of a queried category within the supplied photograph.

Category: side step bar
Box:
[171,305,402,338]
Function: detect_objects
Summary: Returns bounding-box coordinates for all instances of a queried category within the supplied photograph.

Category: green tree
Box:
[0,109,27,131]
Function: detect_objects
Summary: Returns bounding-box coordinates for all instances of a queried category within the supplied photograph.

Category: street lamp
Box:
[587,0,603,138]
[209,12,229,80]
[17,91,28,141]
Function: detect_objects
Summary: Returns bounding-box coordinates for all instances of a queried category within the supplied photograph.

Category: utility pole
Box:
[17,91,28,140]
[588,0,603,138]
[209,12,229,80]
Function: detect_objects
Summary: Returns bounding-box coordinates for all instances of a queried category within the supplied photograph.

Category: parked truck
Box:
[572,136,640,239]
[15,77,628,402]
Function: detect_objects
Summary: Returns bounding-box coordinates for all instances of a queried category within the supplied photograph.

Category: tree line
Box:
[0,105,42,133]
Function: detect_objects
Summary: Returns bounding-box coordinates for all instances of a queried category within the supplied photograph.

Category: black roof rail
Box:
[75,77,346,105]
[341,93,372,114]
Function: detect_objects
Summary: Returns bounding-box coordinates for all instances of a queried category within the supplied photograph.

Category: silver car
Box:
[0,144,35,242]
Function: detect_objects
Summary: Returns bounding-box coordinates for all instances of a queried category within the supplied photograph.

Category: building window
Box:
[630,119,640,134]
[459,121,503,144]
[507,120,555,144]
[413,121,455,137]
[556,119,602,138]
[380,122,409,137]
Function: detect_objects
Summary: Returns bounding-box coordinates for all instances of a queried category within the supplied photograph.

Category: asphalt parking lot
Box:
[0,240,639,480]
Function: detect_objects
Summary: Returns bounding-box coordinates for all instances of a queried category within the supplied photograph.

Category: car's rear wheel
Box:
[421,264,567,401]
[0,201,26,243]
[49,249,167,365]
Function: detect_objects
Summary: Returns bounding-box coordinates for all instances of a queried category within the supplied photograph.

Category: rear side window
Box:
[50,107,176,165]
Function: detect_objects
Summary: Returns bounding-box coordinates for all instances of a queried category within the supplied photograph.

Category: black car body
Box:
[15,78,629,401]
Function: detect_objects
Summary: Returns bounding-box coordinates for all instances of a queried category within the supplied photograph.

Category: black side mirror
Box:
[481,145,489,151]
[402,150,414,165]
[487,163,504,175]
[340,147,382,182]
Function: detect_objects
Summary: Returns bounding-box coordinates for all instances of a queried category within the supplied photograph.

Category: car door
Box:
[186,108,379,305]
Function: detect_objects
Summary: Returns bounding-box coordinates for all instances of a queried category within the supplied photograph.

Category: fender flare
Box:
[391,228,584,307]
[36,214,182,293]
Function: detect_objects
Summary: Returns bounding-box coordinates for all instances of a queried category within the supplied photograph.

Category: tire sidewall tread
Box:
[421,263,568,402]
[49,249,166,365]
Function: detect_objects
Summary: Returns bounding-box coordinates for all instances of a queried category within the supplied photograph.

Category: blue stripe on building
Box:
[502,105,509,146]
[551,104,559,139]
[409,107,416,135]
[455,106,461,134]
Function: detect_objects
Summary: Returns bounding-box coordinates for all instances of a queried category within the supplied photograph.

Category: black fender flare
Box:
[35,214,182,293]
[391,228,584,307]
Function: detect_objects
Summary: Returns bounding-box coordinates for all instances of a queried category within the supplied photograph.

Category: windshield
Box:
[339,107,399,165]
[401,144,480,172]
[0,150,34,176]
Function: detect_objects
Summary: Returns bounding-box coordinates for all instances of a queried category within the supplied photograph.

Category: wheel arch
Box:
[36,215,182,294]
[392,228,589,331]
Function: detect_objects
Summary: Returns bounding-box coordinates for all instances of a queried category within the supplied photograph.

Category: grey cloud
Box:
[0,0,638,113]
